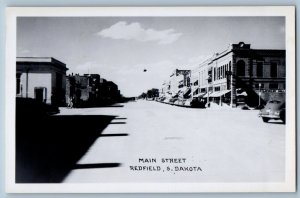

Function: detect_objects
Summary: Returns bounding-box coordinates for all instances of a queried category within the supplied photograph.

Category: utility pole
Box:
[206,73,212,108]
[259,83,261,106]
[26,68,29,98]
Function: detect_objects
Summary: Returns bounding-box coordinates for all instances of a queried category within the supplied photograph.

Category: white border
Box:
[5,6,296,193]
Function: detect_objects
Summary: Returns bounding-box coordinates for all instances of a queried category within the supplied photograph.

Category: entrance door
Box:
[35,88,44,103]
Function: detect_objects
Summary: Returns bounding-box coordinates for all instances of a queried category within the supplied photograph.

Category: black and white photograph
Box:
[5,7,295,193]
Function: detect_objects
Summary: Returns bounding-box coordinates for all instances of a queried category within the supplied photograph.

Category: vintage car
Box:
[190,97,206,108]
[259,99,285,123]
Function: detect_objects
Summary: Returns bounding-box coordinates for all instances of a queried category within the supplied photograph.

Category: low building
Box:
[99,80,121,102]
[66,74,121,107]
[16,57,68,106]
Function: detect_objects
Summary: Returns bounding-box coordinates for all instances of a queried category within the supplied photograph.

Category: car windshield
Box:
[268,100,281,104]
[265,100,285,109]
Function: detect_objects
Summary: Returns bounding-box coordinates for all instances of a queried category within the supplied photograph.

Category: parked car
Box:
[190,98,206,108]
[259,99,285,123]
[168,98,178,104]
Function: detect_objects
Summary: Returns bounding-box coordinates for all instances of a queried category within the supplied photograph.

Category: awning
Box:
[183,87,191,97]
[203,92,213,98]
[193,92,206,98]
[177,88,184,97]
[210,90,231,97]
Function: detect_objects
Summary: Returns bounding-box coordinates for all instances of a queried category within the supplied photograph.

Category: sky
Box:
[17,17,285,97]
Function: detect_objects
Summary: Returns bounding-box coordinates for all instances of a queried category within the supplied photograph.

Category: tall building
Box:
[191,42,286,107]
[169,69,191,98]
[16,57,68,106]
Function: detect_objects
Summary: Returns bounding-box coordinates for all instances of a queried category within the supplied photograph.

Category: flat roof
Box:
[17,57,66,66]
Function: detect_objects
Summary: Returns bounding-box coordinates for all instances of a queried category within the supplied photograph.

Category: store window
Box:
[214,86,220,91]
[269,83,278,89]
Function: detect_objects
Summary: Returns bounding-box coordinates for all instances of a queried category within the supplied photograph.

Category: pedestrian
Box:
[68,96,73,108]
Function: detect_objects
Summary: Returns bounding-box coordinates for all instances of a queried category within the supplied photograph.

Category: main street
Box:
[60,100,285,183]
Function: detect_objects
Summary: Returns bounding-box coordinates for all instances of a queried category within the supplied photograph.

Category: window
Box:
[214,68,216,81]
[16,73,21,94]
[269,83,278,89]
[236,60,246,76]
[186,76,190,87]
[256,62,263,77]
[229,61,231,72]
[208,70,212,83]
[270,62,277,77]
[255,83,264,89]
[214,86,220,91]
[193,88,199,95]
[221,66,223,79]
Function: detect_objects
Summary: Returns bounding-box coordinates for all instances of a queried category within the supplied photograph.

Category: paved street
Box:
[60,100,285,183]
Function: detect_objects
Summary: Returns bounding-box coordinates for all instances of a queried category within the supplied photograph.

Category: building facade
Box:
[66,74,121,107]
[158,69,191,104]
[191,42,286,107]
[16,57,68,106]
[168,69,191,97]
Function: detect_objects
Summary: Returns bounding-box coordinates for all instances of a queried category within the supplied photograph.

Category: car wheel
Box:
[262,117,269,123]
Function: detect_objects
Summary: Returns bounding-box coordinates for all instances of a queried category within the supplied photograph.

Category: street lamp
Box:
[190,82,193,100]
[25,67,30,98]
[225,71,232,107]
[206,74,212,108]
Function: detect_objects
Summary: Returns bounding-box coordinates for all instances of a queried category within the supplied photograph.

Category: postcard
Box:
[5,6,295,193]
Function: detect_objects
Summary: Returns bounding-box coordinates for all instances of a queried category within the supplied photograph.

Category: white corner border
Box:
[5,6,296,193]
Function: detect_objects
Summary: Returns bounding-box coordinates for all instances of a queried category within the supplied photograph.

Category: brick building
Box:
[66,74,121,107]
[191,42,286,107]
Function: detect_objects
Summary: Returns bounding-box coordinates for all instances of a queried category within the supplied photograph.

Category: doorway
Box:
[34,87,47,103]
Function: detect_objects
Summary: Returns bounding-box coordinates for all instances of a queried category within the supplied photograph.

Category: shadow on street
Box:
[72,163,121,169]
[16,105,126,183]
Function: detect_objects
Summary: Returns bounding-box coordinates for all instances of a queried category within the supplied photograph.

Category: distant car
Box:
[168,98,178,104]
[259,99,285,123]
